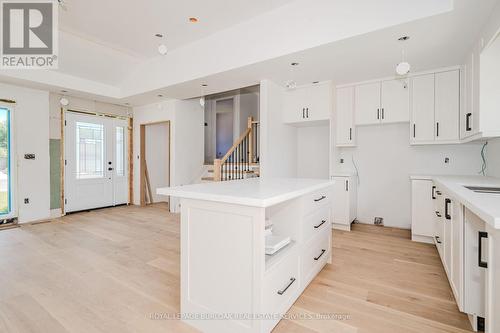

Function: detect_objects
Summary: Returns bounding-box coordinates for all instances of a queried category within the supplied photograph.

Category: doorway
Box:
[64,111,129,213]
[0,105,13,218]
[139,121,170,207]
[215,99,234,158]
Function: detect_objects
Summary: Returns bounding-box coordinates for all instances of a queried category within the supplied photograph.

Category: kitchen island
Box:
[157,178,334,333]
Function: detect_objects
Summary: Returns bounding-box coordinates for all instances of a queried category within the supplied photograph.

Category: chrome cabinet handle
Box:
[277,277,296,295]
[314,220,326,229]
[314,249,326,261]
[314,195,326,202]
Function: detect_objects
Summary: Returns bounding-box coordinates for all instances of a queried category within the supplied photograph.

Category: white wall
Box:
[335,123,484,229]
[487,138,500,178]
[133,99,203,212]
[1,83,50,223]
[260,80,297,178]
[239,92,259,133]
[145,123,170,203]
[297,125,330,179]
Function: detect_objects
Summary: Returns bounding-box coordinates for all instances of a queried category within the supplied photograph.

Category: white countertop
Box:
[412,175,500,229]
[157,178,334,208]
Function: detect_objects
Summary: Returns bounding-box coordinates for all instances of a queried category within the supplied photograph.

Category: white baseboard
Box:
[411,234,435,244]
[332,223,351,231]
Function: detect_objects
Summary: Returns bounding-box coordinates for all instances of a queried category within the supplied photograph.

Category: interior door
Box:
[65,112,128,213]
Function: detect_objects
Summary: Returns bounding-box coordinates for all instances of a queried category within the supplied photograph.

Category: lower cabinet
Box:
[411,179,436,242]
[413,181,500,331]
[464,209,486,328]
[331,175,357,231]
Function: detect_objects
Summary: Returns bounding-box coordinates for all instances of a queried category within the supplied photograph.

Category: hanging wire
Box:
[479,141,488,176]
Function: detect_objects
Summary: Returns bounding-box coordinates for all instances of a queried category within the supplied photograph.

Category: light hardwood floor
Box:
[0,204,472,333]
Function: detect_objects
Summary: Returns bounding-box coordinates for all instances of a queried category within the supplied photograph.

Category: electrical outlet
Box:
[340,158,344,164]
[445,157,450,164]
[24,198,29,204]
[374,217,384,225]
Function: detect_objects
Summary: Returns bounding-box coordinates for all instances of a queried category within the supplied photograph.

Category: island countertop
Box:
[157,178,334,208]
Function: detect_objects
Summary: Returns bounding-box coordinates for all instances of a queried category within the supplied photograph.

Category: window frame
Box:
[0,102,16,219]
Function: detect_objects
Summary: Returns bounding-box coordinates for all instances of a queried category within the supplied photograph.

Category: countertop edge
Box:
[157,180,334,208]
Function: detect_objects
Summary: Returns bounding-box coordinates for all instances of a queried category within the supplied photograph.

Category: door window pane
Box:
[116,126,125,177]
[76,122,104,179]
[0,108,11,214]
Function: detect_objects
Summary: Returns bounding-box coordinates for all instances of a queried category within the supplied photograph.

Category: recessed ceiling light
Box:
[312,81,319,84]
[189,17,199,23]
[155,33,163,38]
[158,44,168,55]
[157,94,163,97]
[61,90,67,93]
[398,35,410,41]
[291,62,299,66]
[201,84,208,87]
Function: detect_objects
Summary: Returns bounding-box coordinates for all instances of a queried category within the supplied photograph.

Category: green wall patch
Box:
[49,139,61,209]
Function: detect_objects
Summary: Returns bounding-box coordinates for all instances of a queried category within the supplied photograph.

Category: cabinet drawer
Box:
[263,253,300,314]
[301,231,330,287]
[302,206,330,243]
[303,188,331,215]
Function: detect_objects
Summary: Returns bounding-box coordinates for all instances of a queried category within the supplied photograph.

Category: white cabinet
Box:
[381,79,410,123]
[464,209,486,327]
[435,70,460,142]
[283,82,331,125]
[411,179,436,243]
[411,74,435,142]
[451,198,464,310]
[485,224,500,333]
[335,86,355,146]
[331,175,357,231]
[410,70,460,144]
[461,35,500,141]
[354,80,409,126]
[355,82,380,125]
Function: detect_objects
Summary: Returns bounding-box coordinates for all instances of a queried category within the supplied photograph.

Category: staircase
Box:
[203,117,260,182]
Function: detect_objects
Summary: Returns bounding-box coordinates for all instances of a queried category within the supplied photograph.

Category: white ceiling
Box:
[0,0,498,107]
[121,0,499,105]
[59,0,294,58]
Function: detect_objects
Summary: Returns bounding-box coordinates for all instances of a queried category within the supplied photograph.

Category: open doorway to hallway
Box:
[140,121,171,207]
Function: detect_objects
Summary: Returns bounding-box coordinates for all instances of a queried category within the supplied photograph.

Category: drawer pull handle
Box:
[314,196,326,202]
[314,249,326,261]
[277,277,296,295]
[435,211,442,218]
[479,231,488,268]
[314,220,326,229]
[436,191,442,195]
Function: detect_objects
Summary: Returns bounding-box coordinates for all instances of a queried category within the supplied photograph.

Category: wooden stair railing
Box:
[214,117,259,181]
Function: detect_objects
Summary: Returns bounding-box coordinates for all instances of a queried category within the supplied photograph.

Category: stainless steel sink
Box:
[464,186,500,194]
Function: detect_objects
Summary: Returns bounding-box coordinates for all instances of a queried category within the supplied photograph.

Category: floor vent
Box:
[374,217,384,226]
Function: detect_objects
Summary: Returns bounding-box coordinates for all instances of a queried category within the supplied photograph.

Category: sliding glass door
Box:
[0,107,11,216]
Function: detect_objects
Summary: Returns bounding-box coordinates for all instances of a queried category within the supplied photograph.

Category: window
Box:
[0,107,10,214]
[76,122,104,179]
[116,126,125,176]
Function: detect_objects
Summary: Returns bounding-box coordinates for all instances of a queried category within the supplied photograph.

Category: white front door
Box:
[64,112,128,213]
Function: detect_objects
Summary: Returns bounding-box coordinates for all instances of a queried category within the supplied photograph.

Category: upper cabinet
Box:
[335,86,355,147]
[355,83,380,125]
[410,70,460,145]
[354,79,409,126]
[283,81,331,125]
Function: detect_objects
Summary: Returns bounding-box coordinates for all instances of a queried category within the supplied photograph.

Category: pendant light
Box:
[396,36,411,76]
